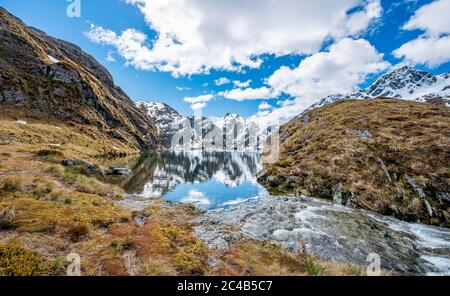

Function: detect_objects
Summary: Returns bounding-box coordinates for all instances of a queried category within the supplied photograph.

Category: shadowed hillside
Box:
[0,7,159,152]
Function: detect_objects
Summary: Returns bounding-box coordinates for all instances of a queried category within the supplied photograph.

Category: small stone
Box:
[3,88,25,102]
[61,159,78,166]
[347,128,372,141]
[53,88,65,97]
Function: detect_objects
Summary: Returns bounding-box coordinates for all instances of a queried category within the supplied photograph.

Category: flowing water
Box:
[105,151,450,275]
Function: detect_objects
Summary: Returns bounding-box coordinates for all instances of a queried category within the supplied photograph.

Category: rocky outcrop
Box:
[0,8,159,151]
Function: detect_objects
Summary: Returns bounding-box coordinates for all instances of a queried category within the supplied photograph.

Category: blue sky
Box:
[1,0,449,121]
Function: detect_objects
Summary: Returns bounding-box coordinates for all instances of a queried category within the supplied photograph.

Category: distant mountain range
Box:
[305,66,450,112]
[139,66,449,151]
[137,101,272,150]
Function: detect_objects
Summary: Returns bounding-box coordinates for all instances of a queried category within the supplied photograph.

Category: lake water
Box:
[104,151,450,275]
[105,151,266,210]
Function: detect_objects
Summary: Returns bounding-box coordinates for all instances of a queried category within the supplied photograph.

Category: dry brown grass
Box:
[212,241,365,276]
[261,99,450,227]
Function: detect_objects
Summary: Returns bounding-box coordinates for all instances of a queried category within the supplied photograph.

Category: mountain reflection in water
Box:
[104,151,265,209]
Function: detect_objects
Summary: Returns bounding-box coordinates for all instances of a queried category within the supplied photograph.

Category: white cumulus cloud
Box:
[247,38,390,125]
[214,77,231,86]
[87,0,382,76]
[258,102,272,110]
[393,0,450,68]
[183,94,214,110]
[219,87,278,101]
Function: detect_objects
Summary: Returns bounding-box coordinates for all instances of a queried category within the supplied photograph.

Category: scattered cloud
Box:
[258,102,272,110]
[106,51,116,62]
[176,86,192,91]
[214,77,231,86]
[87,0,383,76]
[190,102,207,110]
[248,38,390,125]
[233,80,252,88]
[183,94,214,110]
[393,0,450,67]
[219,87,278,101]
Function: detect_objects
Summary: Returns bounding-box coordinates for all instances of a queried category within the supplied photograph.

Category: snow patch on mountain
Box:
[136,101,182,133]
[305,66,450,112]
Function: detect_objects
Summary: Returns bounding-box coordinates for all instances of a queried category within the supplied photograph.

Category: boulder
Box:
[61,159,106,178]
[81,163,106,178]
[110,166,132,176]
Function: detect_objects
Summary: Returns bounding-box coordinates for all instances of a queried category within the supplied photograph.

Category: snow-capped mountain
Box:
[136,101,182,133]
[306,66,450,112]
[163,113,270,151]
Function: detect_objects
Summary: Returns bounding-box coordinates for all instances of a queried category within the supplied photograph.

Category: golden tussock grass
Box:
[262,99,450,227]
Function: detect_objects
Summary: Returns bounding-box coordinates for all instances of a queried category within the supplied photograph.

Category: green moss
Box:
[0,242,49,276]
[305,257,322,276]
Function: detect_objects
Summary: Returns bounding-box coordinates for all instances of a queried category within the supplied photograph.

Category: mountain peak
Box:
[365,66,437,98]
[305,66,449,113]
[0,7,159,151]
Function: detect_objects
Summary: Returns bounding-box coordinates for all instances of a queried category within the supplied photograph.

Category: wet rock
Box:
[195,193,450,274]
[424,200,433,218]
[110,166,132,176]
[405,174,426,198]
[61,159,105,178]
[61,159,79,166]
[82,163,106,178]
[266,175,285,187]
[256,170,268,183]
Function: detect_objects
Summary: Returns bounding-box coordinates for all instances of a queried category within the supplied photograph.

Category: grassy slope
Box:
[260,99,450,227]
[0,119,364,276]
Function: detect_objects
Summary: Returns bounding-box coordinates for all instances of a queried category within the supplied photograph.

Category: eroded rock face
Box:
[0,7,159,151]
[2,88,25,102]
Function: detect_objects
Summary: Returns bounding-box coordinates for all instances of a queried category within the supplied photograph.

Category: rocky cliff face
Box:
[0,8,159,151]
